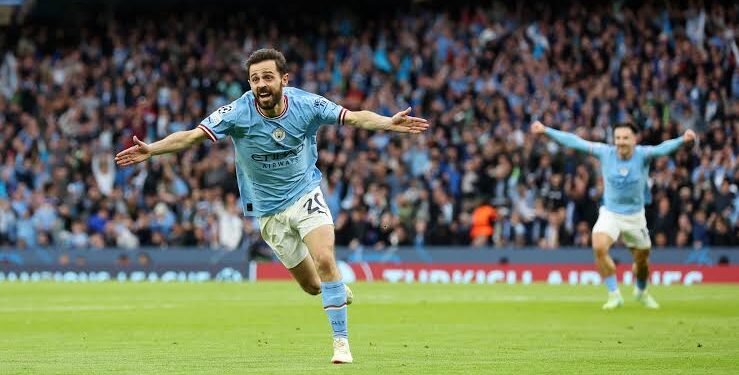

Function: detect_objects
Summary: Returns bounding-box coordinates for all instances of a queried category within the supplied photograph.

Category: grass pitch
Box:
[1,282,738,374]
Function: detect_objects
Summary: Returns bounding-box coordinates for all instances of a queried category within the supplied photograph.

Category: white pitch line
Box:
[0,294,734,312]
[0,304,177,313]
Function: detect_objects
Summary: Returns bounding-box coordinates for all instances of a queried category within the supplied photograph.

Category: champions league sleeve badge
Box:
[208,104,233,125]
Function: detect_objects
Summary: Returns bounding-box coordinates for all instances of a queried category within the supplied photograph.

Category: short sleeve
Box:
[197,102,239,142]
[307,95,347,135]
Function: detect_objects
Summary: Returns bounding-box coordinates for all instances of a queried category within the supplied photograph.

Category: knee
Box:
[593,250,608,262]
[592,243,609,258]
[633,252,650,266]
[312,246,336,269]
[302,283,321,295]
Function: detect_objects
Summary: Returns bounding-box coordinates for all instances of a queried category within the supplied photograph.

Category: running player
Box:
[116,48,430,362]
[531,120,695,310]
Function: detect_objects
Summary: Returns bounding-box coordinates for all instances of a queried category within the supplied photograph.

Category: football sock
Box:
[604,274,618,292]
[321,281,348,339]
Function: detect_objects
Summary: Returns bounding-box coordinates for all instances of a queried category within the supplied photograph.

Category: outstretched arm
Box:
[531,121,604,156]
[643,130,695,159]
[115,128,207,167]
[344,107,430,133]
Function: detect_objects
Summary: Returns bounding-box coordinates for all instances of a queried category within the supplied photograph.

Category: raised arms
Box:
[531,120,605,156]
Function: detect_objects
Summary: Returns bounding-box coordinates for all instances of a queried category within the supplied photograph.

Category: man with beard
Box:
[531,121,695,310]
[115,48,429,364]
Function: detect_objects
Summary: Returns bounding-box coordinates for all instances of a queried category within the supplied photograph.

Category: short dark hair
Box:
[244,48,288,76]
[613,122,640,134]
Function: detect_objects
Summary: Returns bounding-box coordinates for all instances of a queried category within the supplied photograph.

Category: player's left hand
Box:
[115,136,152,167]
[389,107,430,134]
[683,129,696,143]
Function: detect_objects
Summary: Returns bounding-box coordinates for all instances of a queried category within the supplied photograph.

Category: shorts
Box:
[592,206,651,249]
[258,186,334,269]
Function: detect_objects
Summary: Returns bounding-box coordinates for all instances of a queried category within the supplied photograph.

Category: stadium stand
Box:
[0,0,736,251]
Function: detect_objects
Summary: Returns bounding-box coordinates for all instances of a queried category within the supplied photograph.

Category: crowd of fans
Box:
[0,1,737,253]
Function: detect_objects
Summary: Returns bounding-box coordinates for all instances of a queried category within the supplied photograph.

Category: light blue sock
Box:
[321,281,348,339]
[636,278,647,291]
[604,274,618,292]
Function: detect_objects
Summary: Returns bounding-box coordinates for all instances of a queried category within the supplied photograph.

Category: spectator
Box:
[470,199,496,247]
[692,210,709,248]
[92,152,115,196]
[709,217,735,247]
[0,1,735,250]
[68,220,89,249]
[215,196,244,250]
[651,197,676,245]
[573,221,591,248]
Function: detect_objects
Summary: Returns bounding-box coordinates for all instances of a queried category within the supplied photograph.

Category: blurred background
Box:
[0,0,736,261]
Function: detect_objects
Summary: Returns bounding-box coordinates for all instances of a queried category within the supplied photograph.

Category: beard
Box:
[617,145,633,156]
[256,85,283,110]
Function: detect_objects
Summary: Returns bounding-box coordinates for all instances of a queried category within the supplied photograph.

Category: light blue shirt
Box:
[546,128,684,215]
[198,87,346,217]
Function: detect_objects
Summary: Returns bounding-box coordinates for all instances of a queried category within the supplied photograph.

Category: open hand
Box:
[115,136,152,167]
[389,107,430,134]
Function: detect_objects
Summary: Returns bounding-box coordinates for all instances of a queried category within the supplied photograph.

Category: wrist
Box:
[382,117,393,129]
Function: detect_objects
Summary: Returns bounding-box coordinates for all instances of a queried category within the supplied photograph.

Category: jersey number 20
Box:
[304,193,327,215]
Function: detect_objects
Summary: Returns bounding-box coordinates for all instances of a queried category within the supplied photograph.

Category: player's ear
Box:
[281,73,289,86]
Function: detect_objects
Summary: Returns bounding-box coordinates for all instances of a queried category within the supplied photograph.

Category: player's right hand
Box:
[683,129,696,143]
[115,136,152,166]
[530,121,546,134]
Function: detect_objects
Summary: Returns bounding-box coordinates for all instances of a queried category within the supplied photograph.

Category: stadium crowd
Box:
[0,1,737,253]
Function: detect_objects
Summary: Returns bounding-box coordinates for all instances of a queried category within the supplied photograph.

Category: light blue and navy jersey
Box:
[545,128,684,215]
[197,86,347,217]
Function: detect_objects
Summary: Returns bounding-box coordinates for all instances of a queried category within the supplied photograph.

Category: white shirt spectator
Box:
[0,51,18,99]
[215,202,243,250]
[92,153,115,196]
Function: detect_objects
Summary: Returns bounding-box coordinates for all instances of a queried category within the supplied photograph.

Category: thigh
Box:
[621,212,651,250]
[592,207,620,243]
[259,214,309,269]
[302,224,336,258]
[301,224,342,281]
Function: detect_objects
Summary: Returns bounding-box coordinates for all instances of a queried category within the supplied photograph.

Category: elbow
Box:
[186,129,205,145]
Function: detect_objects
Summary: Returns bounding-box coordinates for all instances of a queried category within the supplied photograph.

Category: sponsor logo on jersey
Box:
[251,143,305,162]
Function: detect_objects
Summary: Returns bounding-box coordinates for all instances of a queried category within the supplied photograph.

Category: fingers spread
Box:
[405,116,428,123]
[115,146,138,158]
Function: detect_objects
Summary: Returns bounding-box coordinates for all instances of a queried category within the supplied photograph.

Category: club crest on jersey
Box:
[618,167,629,176]
[272,127,286,142]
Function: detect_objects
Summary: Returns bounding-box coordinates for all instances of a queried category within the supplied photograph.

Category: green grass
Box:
[1,282,738,374]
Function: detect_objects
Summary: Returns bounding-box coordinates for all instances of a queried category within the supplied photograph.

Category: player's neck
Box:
[262,96,286,118]
[617,149,634,160]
